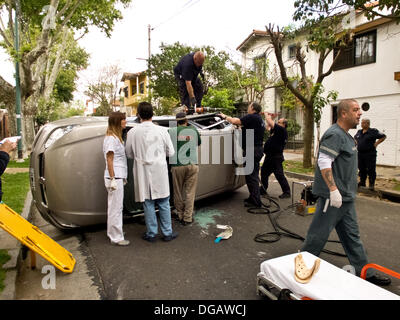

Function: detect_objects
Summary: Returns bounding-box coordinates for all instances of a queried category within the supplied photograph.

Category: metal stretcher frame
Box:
[257,273,303,300]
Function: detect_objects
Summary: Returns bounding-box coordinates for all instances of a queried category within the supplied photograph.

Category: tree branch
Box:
[6,0,14,41]
[0,74,15,105]
[0,15,13,48]
[59,0,84,30]
[266,24,310,108]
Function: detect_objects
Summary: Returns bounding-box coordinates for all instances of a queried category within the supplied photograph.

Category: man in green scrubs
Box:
[301,99,391,286]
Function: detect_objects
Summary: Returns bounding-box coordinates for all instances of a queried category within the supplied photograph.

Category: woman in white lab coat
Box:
[103,112,129,246]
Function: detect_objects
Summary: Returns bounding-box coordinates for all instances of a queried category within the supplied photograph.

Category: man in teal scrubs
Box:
[301,99,391,286]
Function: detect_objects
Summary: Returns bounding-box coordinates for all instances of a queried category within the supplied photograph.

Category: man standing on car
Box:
[168,112,201,225]
[174,51,205,114]
[219,102,265,208]
[125,102,178,242]
[260,113,291,199]
[301,99,390,286]
[354,118,386,190]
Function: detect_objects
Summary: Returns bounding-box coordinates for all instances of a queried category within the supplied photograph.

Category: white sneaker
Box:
[112,240,130,246]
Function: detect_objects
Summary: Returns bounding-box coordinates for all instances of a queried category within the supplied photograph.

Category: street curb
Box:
[0,191,33,300]
[285,171,400,203]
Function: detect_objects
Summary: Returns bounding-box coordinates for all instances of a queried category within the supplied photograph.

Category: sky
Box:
[0,0,296,103]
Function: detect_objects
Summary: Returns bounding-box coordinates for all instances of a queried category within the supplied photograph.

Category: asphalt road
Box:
[16,177,400,300]
[84,179,400,300]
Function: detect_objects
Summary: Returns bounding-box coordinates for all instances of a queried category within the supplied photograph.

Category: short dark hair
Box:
[137,102,153,120]
[337,99,357,119]
[250,102,262,113]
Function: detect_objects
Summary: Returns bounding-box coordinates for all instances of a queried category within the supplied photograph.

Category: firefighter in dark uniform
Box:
[260,113,291,198]
[219,102,265,208]
[354,119,386,190]
[174,51,205,114]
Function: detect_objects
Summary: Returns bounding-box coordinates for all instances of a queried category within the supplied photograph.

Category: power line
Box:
[153,0,201,30]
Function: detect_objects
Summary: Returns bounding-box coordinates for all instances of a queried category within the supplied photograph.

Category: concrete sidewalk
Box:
[0,191,102,300]
[0,192,33,300]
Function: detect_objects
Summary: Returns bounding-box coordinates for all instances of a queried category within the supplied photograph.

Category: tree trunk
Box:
[303,103,314,168]
[21,112,35,154]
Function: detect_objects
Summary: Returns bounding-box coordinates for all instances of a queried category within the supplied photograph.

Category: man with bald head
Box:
[301,99,391,286]
[174,51,205,114]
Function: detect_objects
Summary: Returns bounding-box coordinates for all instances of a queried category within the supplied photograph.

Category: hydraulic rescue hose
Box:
[248,196,347,258]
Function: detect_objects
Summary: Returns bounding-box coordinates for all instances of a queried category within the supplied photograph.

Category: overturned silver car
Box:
[29,113,246,230]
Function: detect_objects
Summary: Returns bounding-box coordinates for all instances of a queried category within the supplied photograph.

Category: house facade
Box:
[120,71,149,116]
[237,14,400,166]
[236,30,305,144]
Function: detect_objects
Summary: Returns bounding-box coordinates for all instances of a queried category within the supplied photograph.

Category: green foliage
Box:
[283,160,314,174]
[0,249,11,293]
[286,118,301,138]
[53,43,89,103]
[35,96,63,127]
[279,76,312,110]
[2,172,30,214]
[148,42,190,99]
[234,56,277,104]
[93,101,112,116]
[7,157,30,168]
[148,42,237,103]
[202,88,235,114]
[15,0,133,37]
[0,250,10,266]
[65,105,85,117]
[36,97,85,126]
[154,97,179,116]
[312,83,338,124]
[293,0,400,24]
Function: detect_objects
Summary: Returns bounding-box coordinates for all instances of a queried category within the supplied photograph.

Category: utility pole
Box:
[147,24,153,69]
[14,0,23,159]
[147,24,154,102]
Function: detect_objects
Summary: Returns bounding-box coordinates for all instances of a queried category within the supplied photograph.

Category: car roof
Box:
[47,113,221,127]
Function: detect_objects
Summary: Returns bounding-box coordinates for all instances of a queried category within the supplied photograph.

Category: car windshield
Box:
[129,113,228,130]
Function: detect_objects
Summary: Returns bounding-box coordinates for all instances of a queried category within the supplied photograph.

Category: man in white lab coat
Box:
[126,102,178,242]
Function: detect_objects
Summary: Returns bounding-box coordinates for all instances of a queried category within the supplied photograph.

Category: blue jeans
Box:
[143,196,173,237]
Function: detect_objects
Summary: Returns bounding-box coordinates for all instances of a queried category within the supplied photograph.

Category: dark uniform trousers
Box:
[260,154,290,194]
[358,152,377,187]
[301,198,374,277]
[176,77,204,108]
[245,146,264,207]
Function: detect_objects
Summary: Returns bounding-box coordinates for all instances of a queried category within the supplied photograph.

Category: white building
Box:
[237,14,400,166]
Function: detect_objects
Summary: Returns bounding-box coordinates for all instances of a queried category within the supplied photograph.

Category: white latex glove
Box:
[329,189,342,208]
[110,178,117,191]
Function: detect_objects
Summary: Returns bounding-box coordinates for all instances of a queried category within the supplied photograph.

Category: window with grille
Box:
[288,44,296,59]
[139,82,145,94]
[333,30,376,70]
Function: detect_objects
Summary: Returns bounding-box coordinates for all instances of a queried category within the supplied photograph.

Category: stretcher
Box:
[0,203,76,273]
[257,252,400,300]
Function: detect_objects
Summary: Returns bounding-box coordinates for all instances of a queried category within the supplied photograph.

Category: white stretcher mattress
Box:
[258,252,400,300]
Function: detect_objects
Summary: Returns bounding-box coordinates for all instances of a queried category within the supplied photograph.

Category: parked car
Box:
[29,113,246,230]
